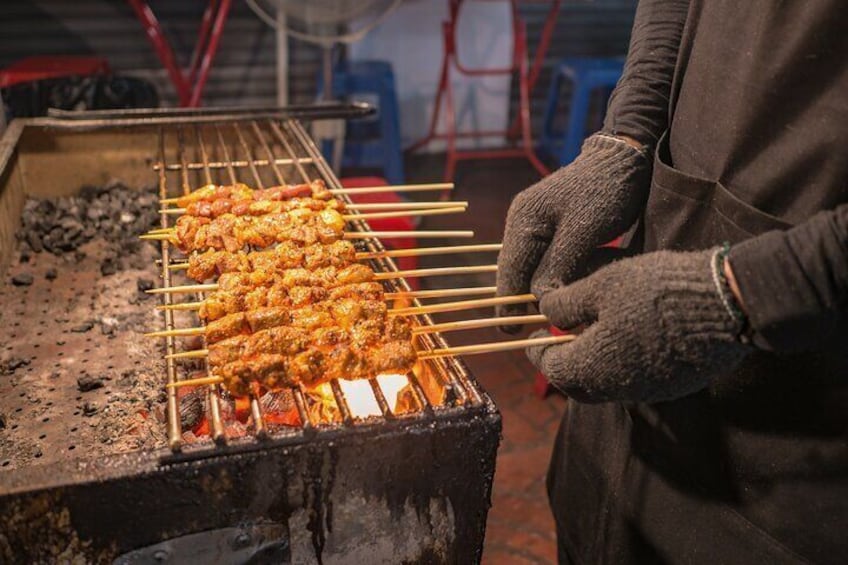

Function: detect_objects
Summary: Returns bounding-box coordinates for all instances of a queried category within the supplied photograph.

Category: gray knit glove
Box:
[496,133,651,332]
[527,248,753,403]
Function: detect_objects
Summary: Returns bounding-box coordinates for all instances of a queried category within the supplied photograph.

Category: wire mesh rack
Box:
[154,118,483,452]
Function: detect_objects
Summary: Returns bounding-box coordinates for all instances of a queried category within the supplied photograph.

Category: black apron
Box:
[547,2,848,564]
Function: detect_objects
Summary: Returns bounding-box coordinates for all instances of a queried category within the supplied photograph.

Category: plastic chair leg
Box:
[541,69,564,145]
[378,82,405,184]
[560,81,592,165]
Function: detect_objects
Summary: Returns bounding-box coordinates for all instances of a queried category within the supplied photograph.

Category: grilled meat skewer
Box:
[170,208,346,253]
[162,180,330,208]
[207,320,415,395]
[185,240,357,281]
[184,194,344,219]
[200,281,385,322]
[213,264,374,290]
[217,338,417,395]
[203,298,407,344]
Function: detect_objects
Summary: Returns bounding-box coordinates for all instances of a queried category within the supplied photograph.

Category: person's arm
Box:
[496,0,692,323]
[604,0,691,150]
[727,204,848,352]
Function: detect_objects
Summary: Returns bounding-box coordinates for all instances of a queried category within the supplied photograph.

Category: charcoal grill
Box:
[0,104,501,564]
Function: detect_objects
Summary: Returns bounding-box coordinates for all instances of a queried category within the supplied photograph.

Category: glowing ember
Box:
[306,382,340,422]
[184,373,418,441]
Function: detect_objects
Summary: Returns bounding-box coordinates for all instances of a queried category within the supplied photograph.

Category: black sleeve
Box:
[603,0,691,149]
[728,204,848,352]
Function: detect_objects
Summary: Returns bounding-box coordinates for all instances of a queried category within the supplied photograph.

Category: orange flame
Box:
[338,373,411,418]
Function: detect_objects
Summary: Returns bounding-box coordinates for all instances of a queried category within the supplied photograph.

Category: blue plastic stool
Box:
[318,61,405,185]
[539,57,625,166]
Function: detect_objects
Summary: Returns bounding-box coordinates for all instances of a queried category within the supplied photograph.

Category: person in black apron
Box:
[496,1,848,563]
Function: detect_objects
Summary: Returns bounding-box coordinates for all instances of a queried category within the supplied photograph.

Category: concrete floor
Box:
[348,153,566,564]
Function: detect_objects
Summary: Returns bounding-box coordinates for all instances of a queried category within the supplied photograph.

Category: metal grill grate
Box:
[154,118,482,452]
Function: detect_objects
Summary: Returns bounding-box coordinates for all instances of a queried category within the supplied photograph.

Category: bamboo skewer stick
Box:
[158,194,201,205]
[343,206,466,221]
[344,201,465,210]
[154,286,499,311]
[384,286,497,299]
[166,375,222,388]
[141,229,475,242]
[164,333,575,380]
[145,207,469,233]
[328,182,453,195]
[156,207,467,221]
[146,327,205,338]
[417,334,576,359]
[412,314,548,334]
[389,294,536,316]
[168,349,209,360]
[147,283,218,295]
[356,243,502,260]
[160,201,469,215]
[156,301,205,311]
[156,292,537,321]
[147,265,497,294]
[145,207,465,236]
[372,264,496,280]
[166,243,502,271]
[158,182,455,205]
[157,294,536,342]
[344,230,474,239]
[153,312,540,340]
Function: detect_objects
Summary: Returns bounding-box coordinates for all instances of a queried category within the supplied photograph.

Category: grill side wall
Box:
[0,410,501,564]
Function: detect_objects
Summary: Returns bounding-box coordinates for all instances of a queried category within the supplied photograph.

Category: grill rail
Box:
[156,118,480,452]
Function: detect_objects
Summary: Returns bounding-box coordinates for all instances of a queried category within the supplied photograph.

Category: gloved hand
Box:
[496,133,651,332]
[526,248,753,403]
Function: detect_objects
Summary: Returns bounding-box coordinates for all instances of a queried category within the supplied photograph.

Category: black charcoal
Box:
[11,273,33,286]
[77,374,105,392]
[26,231,43,253]
[70,321,95,333]
[100,257,118,276]
[15,184,159,271]
[1,357,30,375]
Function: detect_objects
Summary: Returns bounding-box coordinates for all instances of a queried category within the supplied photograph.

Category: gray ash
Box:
[1,183,174,471]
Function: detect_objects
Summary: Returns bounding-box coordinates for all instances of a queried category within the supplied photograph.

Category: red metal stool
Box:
[340,176,419,290]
